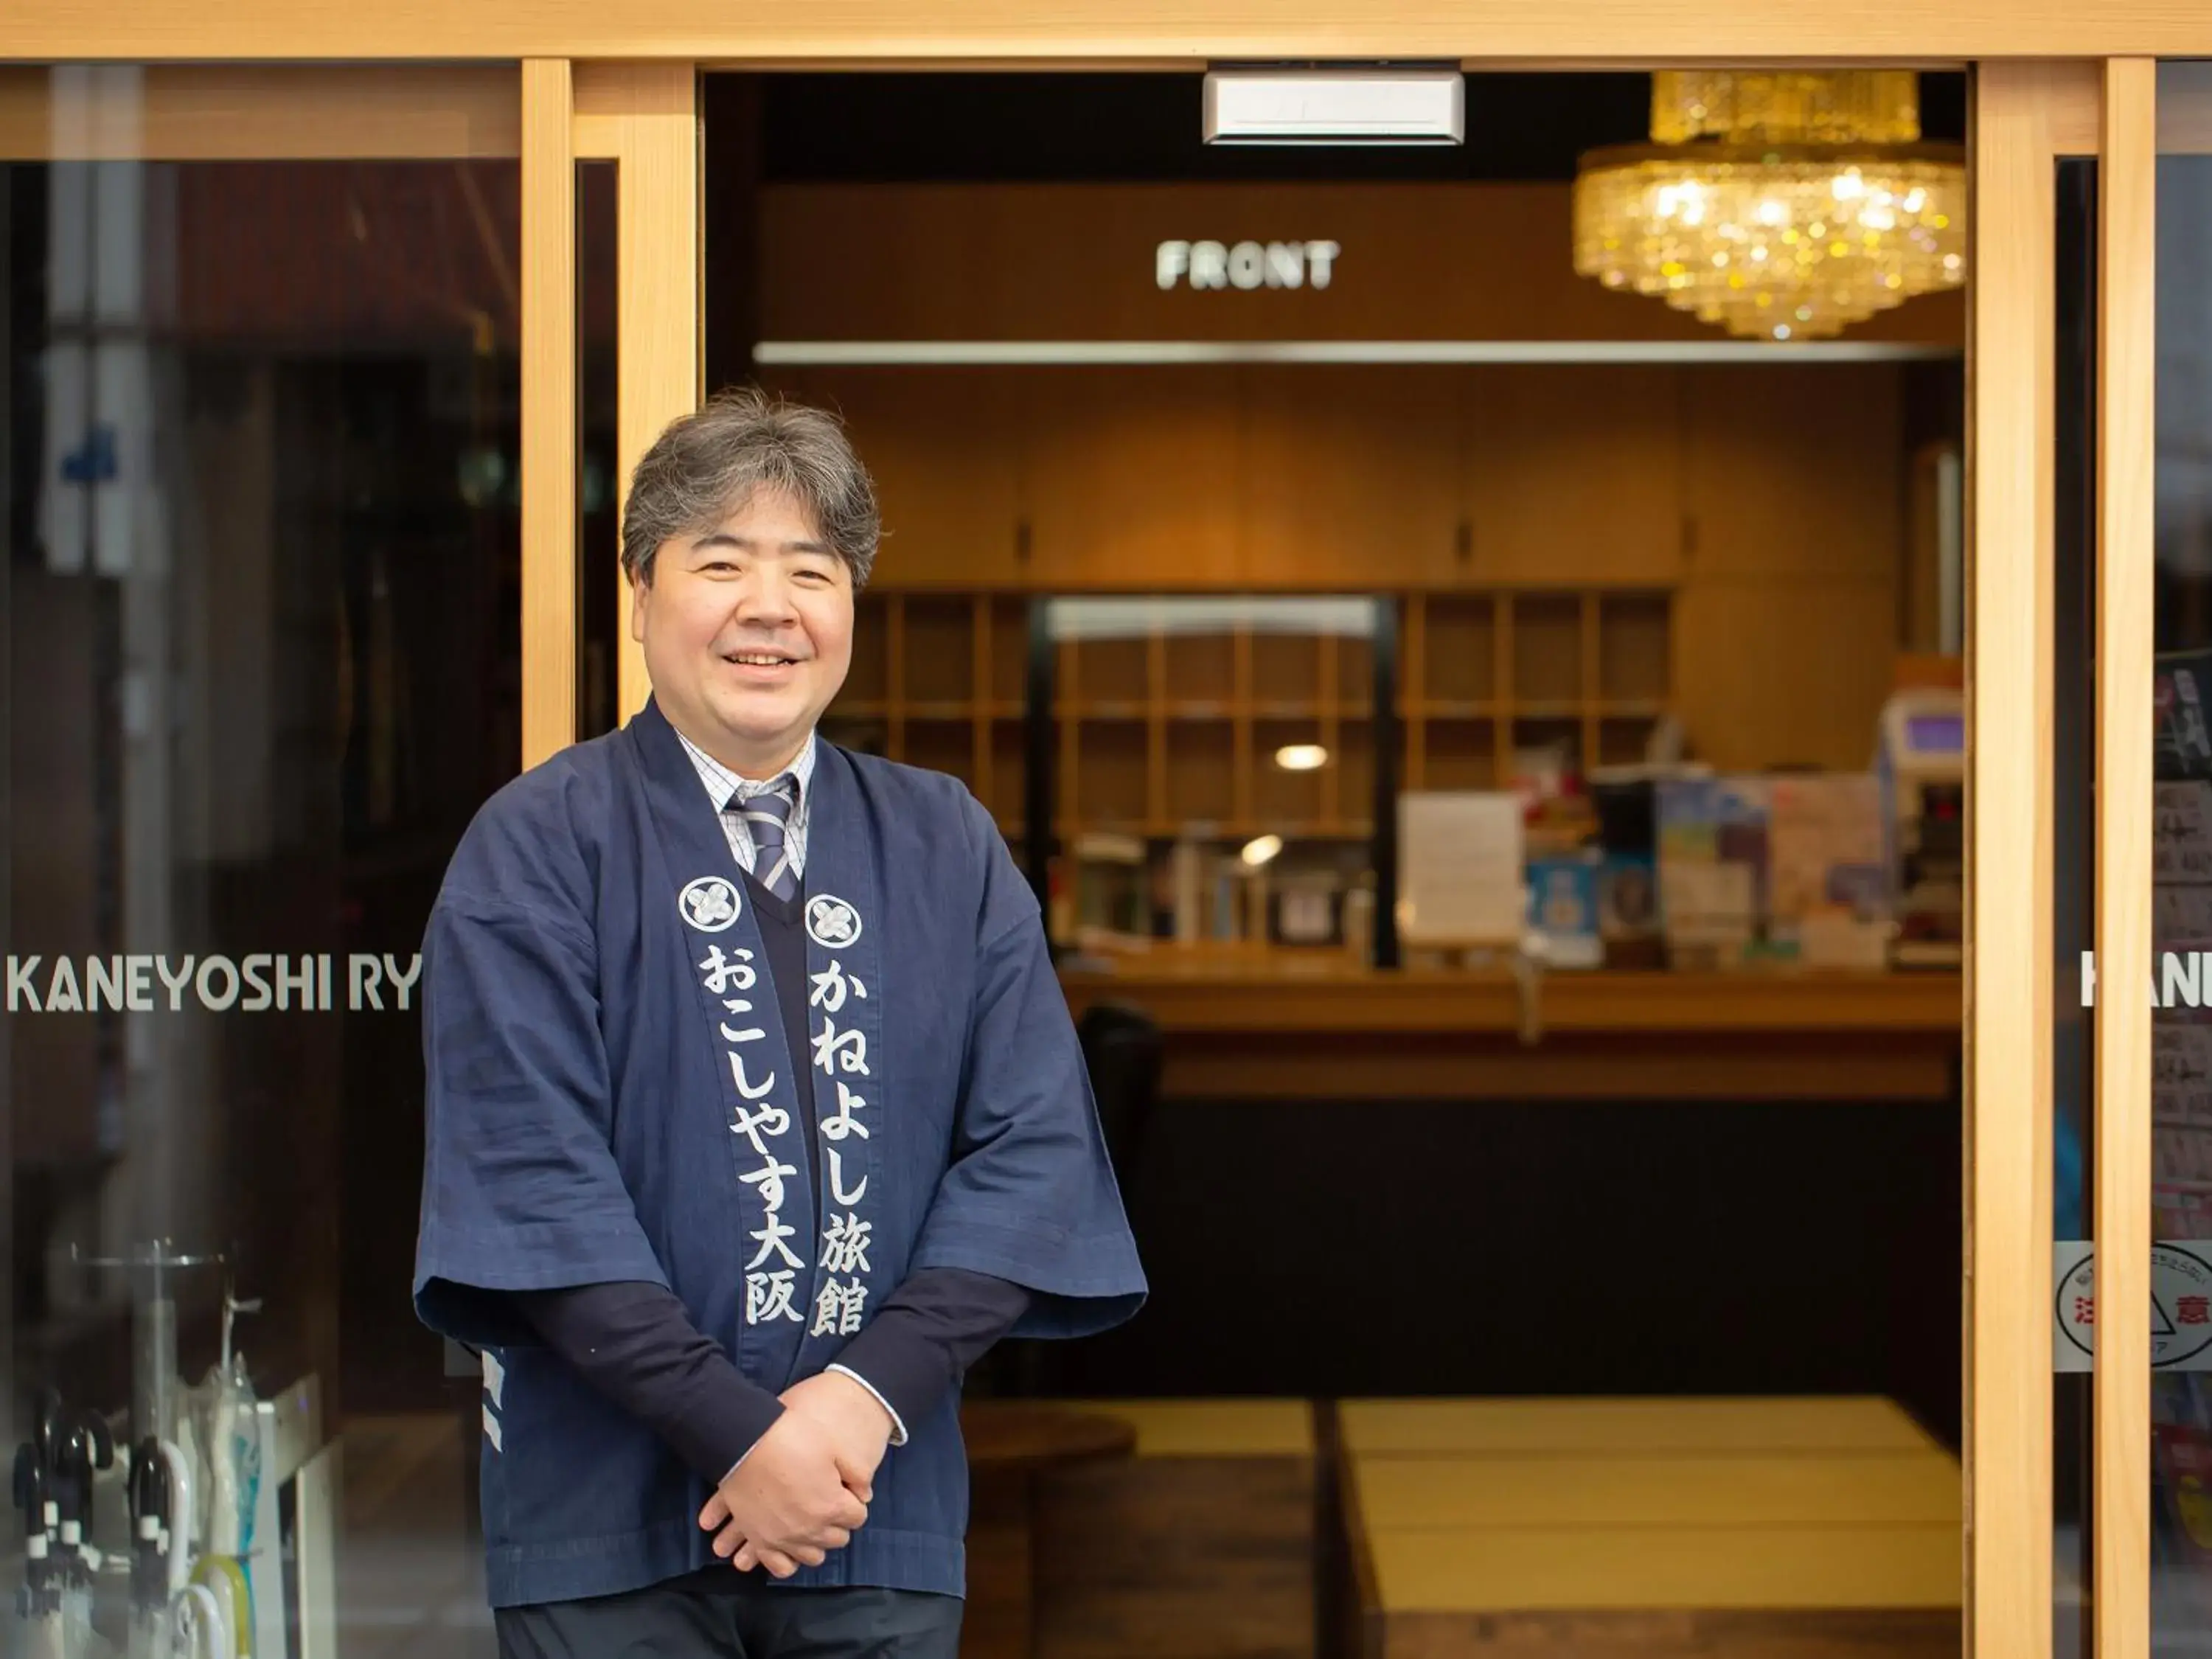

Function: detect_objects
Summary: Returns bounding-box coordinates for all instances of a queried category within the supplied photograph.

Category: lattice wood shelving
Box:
[1049,612,1378,842]
[829,588,1675,846]
[820,594,1032,838]
[1400,589,1675,794]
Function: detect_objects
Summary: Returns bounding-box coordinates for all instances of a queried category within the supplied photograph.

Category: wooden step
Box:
[1340,1398,1960,1659]
[1340,1396,1944,1458]
[1355,1451,1961,1530]
[1029,1399,1320,1659]
[1057,1397,1318,1458]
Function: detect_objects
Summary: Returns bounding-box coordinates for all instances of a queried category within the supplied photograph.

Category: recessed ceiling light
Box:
[1274,743,1329,771]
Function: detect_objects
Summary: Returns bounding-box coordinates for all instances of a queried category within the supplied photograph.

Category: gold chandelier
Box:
[1571,72,1966,341]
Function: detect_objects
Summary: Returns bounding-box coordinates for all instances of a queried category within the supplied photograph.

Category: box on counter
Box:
[1767,773,1893,967]
[1071,832,1149,940]
[1268,870,1346,948]
[1656,776,1771,968]
[1596,852,1663,967]
[1587,773,1664,967]
[1526,852,1604,970]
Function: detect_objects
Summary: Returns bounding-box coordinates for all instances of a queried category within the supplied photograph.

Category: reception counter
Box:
[1055,961,1962,1101]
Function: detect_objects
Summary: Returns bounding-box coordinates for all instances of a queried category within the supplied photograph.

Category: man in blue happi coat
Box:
[413,386,1146,1658]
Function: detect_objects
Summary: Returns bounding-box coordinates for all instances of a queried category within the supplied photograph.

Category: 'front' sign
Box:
[1156,239,1341,292]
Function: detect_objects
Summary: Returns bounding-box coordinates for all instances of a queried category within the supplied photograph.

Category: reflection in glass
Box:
[4,79,519,1655]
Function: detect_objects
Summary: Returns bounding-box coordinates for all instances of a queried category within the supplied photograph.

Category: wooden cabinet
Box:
[787,364,1909,652]
[1240,364,1462,588]
[1046,599,1385,838]
[1671,364,1901,771]
[768,355,1919,807]
[824,592,1031,832]
[1682,364,1902,579]
[802,366,1026,588]
[1021,366,1242,588]
[1674,579,1896,771]
[1402,588,1676,789]
[1461,365,1686,585]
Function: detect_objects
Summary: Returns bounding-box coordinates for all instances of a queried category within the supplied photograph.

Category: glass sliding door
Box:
[0,63,589,1657]
[2131,52,2212,1655]
[2046,52,2212,1659]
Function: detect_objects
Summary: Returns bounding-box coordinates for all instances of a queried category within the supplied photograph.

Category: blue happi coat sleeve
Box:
[414,774,669,1348]
[908,796,1147,1340]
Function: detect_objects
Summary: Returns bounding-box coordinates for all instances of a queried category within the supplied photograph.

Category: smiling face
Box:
[630,484,855,778]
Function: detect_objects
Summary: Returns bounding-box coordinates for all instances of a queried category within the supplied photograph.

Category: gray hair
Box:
[621,385,880,588]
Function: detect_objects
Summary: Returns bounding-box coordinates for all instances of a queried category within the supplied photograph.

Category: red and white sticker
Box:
[2054,1240,2212,1371]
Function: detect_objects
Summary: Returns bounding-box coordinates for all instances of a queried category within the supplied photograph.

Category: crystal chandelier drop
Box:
[1571,72,1966,341]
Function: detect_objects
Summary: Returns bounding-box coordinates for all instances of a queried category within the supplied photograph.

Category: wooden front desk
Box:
[1057,964,1962,1102]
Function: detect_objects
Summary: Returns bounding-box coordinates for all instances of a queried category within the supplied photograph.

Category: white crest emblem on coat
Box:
[679,876,742,933]
[806,895,863,947]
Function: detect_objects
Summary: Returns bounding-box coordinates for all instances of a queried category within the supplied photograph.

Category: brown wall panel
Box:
[1242,364,1462,588]
[1464,364,1686,585]
[759,182,1965,347]
[1023,368,1244,588]
[807,368,1029,586]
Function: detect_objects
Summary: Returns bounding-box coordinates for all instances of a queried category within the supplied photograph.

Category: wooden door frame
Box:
[571,63,702,727]
[11,0,2212,62]
[1966,59,2088,1659]
[2093,56,2156,1659]
[574,54,2145,1659]
[1969,60,2160,1659]
[0,46,2171,1659]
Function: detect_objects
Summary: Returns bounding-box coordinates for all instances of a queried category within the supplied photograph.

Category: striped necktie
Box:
[734,777,799,900]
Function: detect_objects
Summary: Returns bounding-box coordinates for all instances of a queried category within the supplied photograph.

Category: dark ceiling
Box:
[725,72,1968,184]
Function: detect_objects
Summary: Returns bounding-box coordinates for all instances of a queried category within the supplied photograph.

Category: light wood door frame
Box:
[1966,60,2073,1657]
[523,58,579,768]
[574,63,702,727]
[1969,57,2166,1659]
[3,50,2168,1658]
[2095,57,2156,1659]
[15,0,2212,65]
[0,65,521,158]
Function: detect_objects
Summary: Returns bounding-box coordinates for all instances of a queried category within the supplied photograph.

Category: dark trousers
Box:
[494,1576,964,1659]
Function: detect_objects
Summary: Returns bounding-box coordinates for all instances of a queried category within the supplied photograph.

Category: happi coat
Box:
[413,697,1146,1607]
